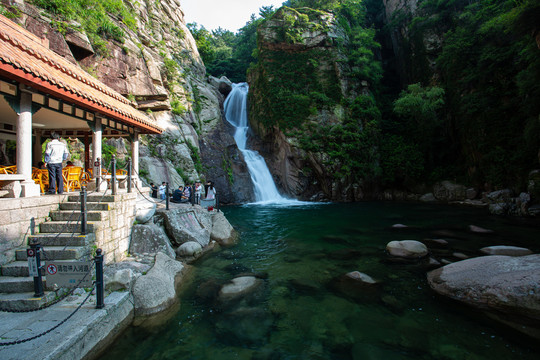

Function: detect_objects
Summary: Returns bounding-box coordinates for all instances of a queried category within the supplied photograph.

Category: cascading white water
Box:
[224,82,288,203]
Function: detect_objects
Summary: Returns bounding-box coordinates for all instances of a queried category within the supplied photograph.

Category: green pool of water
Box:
[103,202,540,359]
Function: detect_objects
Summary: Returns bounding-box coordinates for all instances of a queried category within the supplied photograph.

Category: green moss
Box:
[30,0,137,56]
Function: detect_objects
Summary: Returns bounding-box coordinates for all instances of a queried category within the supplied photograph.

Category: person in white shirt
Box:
[206,181,216,200]
[158,182,167,200]
[44,132,69,194]
[194,181,202,204]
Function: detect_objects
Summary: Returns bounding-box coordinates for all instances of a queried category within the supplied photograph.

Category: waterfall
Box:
[224,82,288,204]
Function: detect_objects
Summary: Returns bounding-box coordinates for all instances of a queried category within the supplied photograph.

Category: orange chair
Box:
[116,169,127,175]
[32,169,49,193]
[80,171,92,186]
[0,165,16,174]
[63,166,83,192]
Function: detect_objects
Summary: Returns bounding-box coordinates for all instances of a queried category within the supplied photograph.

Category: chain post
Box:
[80,186,87,235]
[111,155,117,195]
[127,157,132,193]
[30,240,44,297]
[95,248,104,309]
[166,182,170,210]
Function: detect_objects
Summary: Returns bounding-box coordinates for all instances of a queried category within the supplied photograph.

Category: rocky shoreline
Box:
[381,235,540,340]
[377,178,540,218]
[77,198,239,359]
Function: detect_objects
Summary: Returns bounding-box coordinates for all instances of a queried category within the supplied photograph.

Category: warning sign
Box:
[45,261,93,288]
[27,249,39,277]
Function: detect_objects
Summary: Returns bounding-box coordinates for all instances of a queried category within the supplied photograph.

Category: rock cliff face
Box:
[4,0,252,203]
[248,7,366,201]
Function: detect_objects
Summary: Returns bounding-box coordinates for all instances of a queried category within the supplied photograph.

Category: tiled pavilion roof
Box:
[0,14,162,134]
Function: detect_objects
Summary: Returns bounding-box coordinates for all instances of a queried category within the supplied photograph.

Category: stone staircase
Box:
[0,194,114,311]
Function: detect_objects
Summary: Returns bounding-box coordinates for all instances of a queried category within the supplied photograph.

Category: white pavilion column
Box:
[92,118,102,179]
[17,88,40,197]
[131,131,140,185]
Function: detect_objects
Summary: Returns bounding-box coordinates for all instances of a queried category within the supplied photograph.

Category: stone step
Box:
[50,210,106,222]
[60,202,112,211]
[0,290,66,312]
[1,261,33,277]
[39,221,96,234]
[27,233,95,247]
[0,276,46,293]
[15,246,90,261]
[67,194,117,203]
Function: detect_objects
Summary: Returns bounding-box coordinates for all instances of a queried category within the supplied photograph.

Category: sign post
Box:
[28,242,44,297]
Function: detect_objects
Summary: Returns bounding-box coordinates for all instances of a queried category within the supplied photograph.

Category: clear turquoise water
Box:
[103,202,540,359]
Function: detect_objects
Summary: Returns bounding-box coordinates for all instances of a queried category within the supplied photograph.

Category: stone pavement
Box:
[0,291,133,360]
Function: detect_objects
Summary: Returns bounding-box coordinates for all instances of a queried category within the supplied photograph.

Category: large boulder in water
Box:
[160,207,211,247]
[427,255,540,339]
[386,240,428,259]
[132,253,185,317]
[211,211,238,246]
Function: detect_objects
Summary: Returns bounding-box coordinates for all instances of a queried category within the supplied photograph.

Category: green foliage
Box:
[187,7,276,82]
[170,98,187,116]
[101,141,117,169]
[393,83,445,141]
[431,0,540,188]
[186,141,203,174]
[175,167,188,184]
[222,155,234,185]
[379,135,424,186]
[1,4,21,19]
[30,0,137,56]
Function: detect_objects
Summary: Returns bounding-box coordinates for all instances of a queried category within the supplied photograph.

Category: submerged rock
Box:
[345,271,378,284]
[386,240,428,259]
[468,225,494,234]
[330,271,380,302]
[427,254,540,339]
[218,276,264,303]
[215,307,273,346]
[480,246,533,256]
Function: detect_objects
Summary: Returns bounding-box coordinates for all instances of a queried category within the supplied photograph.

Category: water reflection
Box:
[103,202,540,359]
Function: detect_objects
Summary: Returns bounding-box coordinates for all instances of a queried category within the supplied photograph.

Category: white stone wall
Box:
[0,196,63,266]
[93,192,138,264]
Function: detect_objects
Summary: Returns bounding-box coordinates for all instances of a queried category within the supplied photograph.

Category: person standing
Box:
[150,183,158,198]
[158,182,167,200]
[206,181,216,200]
[44,132,69,195]
[194,181,202,204]
[183,183,192,202]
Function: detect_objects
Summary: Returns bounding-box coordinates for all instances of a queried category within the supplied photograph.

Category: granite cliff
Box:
[1,0,253,203]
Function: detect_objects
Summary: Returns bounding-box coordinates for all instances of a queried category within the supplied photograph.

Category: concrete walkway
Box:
[0,291,133,360]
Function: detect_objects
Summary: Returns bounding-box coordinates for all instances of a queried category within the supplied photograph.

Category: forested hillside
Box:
[195,0,540,201]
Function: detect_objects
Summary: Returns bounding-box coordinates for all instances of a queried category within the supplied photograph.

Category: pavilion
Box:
[0,14,162,197]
